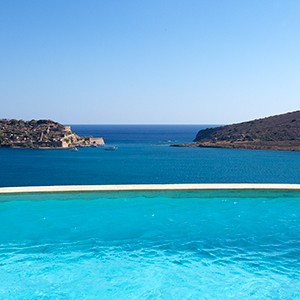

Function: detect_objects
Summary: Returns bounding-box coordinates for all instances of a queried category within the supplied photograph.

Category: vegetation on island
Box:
[0,119,104,148]
[172,110,300,151]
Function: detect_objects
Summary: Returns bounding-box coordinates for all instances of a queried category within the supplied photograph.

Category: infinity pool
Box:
[1,189,300,299]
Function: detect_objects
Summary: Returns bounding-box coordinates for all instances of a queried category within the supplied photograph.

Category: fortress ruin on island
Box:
[0,119,104,149]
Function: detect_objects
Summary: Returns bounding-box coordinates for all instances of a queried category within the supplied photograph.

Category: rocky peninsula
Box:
[172,111,300,151]
[0,119,104,149]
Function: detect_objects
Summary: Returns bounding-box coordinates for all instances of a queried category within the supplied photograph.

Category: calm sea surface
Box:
[0,124,300,187]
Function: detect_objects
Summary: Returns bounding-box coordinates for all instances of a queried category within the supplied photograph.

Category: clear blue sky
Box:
[1,0,299,124]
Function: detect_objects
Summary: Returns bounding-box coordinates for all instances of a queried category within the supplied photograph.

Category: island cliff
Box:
[0,119,104,148]
[172,111,300,151]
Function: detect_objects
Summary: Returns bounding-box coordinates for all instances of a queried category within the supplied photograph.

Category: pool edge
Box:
[0,184,300,194]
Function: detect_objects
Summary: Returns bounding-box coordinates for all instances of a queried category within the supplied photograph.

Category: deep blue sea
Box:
[0,125,300,187]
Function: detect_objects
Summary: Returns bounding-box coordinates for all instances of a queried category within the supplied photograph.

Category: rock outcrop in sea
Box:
[0,119,104,148]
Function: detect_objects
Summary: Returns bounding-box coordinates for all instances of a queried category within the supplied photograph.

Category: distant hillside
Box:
[172,111,300,151]
[193,111,300,151]
[0,119,104,148]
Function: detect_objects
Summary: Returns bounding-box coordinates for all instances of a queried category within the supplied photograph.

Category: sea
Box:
[0,124,300,187]
[1,125,300,299]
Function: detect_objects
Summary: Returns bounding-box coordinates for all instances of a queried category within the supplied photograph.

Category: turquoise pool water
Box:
[1,190,300,299]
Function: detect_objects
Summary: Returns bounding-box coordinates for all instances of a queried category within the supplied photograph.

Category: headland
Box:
[172,110,300,151]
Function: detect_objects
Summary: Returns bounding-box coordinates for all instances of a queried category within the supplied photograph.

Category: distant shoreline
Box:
[174,110,300,152]
[0,183,300,194]
[0,145,102,150]
[170,143,300,152]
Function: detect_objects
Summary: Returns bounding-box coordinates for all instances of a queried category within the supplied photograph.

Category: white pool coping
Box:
[0,184,300,194]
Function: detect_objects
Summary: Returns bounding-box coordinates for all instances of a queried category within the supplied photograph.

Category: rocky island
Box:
[0,119,104,148]
[172,110,300,151]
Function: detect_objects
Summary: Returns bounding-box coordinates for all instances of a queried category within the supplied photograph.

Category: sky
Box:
[0,0,300,124]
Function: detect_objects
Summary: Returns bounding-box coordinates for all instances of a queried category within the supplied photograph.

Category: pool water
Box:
[0,190,300,299]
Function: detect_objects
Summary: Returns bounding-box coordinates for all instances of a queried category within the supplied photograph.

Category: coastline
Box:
[0,144,104,150]
[170,143,300,152]
[0,183,300,194]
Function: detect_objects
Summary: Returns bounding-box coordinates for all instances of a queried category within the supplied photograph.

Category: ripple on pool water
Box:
[0,191,300,299]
